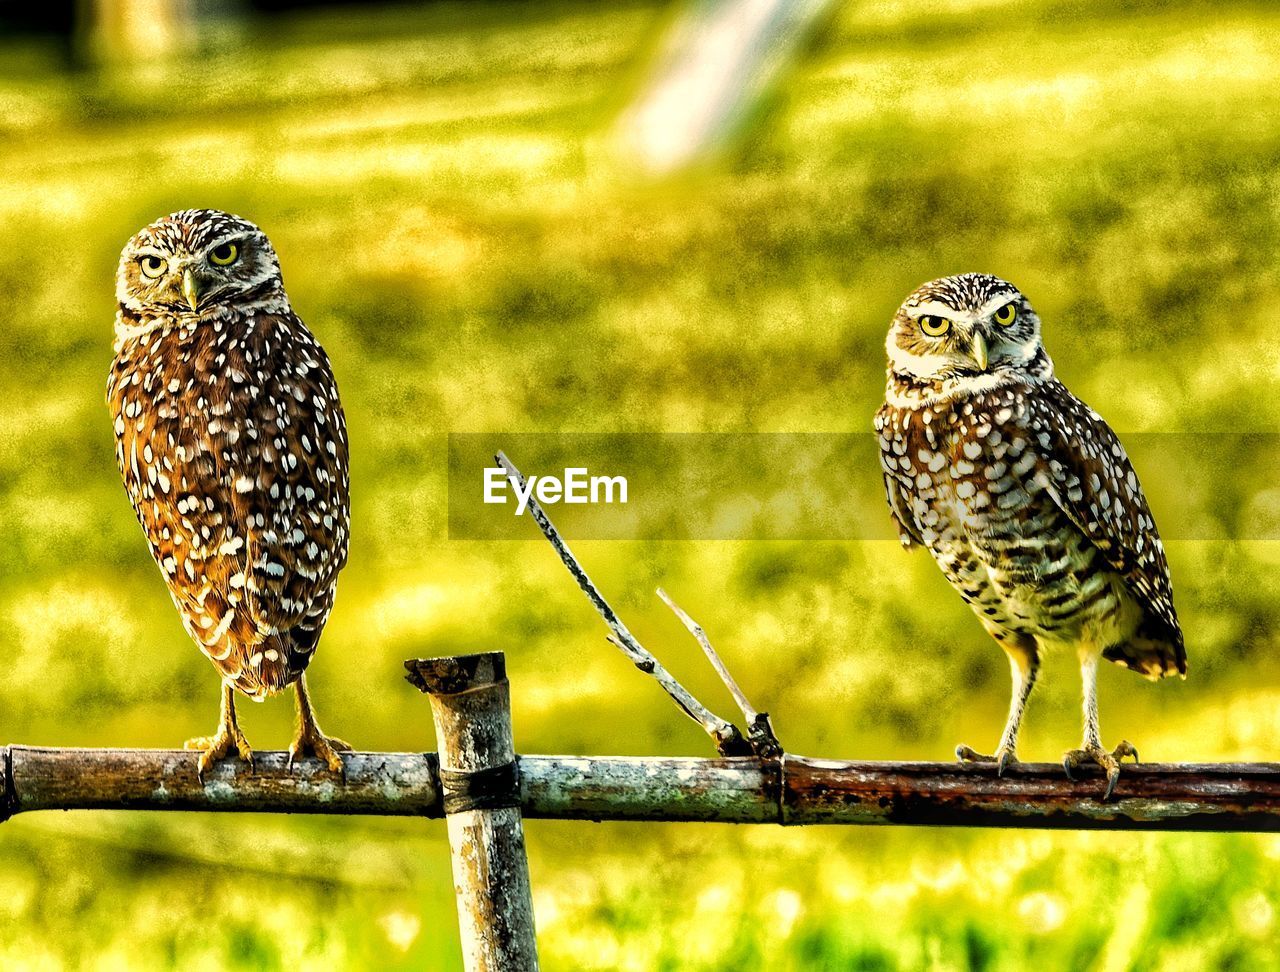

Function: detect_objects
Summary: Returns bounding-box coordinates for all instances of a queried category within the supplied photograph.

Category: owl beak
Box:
[971,332,989,372]
[182,267,200,312]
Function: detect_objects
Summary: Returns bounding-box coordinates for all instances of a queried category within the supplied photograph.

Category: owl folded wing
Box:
[108,365,262,673]
[1030,381,1186,673]
[222,315,351,647]
[874,407,923,549]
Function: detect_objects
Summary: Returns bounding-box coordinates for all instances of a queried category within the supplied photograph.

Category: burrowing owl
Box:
[108,209,351,778]
[875,273,1185,799]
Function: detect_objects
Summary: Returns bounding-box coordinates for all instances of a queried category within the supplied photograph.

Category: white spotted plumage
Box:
[875,273,1184,796]
[108,209,351,775]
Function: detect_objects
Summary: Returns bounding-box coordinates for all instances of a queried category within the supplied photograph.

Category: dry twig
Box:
[657,587,782,757]
[495,451,753,756]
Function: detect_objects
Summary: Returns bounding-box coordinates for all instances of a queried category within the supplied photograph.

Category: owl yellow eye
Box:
[209,242,239,266]
[139,255,167,279]
[993,302,1018,326]
[919,315,951,337]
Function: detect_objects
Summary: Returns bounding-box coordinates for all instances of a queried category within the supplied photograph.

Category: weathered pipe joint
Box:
[440,762,521,815]
[0,746,13,824]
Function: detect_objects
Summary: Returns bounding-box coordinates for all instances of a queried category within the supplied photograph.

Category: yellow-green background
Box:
[3,1,1280,968]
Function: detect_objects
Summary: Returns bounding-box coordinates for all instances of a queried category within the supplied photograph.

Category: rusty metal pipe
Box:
[4,747,1279,832]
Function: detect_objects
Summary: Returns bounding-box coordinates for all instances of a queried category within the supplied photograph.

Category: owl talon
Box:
[289,674,350,780]
[956,744,1018,776]
[1062,742,1136,801]
[288,731,350,780]
[997,748,1017,776]
[185,721,254,784]
[1103,765,1120,802]
[1115,739,1139,764]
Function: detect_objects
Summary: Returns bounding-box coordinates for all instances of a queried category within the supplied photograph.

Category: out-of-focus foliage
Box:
[2,0,1280,968]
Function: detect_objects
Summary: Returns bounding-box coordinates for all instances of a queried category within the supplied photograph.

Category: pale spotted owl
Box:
[874,273,1185,799]
[107,209,352,778]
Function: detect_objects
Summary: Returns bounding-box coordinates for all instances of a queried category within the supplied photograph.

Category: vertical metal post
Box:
[405,652,539,972]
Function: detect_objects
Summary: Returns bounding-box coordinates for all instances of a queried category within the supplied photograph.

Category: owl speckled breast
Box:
[877,383,1110,643]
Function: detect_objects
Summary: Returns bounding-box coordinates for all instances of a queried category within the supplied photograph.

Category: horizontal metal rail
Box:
[4,747,1279,831]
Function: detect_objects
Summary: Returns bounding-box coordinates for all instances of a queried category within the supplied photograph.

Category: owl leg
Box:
[184,681,254,782]
[957,634,1038,775]
[1062,648,1139,800]
[288,674,352,778]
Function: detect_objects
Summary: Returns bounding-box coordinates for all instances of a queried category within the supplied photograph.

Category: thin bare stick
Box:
[495,452,750,756]
[657,587,782,757]
[656,588,758,721]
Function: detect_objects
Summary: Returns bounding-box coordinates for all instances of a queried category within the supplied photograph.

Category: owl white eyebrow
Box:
[908,294,1018,320]
[976,293,1018,318]
[906,301,956,319]
[206,235,247,251]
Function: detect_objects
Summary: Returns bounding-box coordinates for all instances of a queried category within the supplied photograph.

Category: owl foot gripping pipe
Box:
[875,273,1186,801]
[108,210,353,781]
[1064,742,1140,802]
[184,682,255,782]
[289,674,352,778]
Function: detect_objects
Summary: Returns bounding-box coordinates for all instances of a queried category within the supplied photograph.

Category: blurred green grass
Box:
[3,0,1280,968]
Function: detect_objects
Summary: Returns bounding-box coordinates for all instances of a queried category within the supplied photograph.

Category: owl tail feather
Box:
[1103,620,1187,681]
[226,633,297,700]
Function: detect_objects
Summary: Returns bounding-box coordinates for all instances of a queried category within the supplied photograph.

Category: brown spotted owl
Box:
[875,273,1185,799]
[108,209,351,778]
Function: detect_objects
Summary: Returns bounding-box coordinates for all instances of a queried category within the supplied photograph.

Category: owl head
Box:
[116,209,284,316]
[885,273,1050,389]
